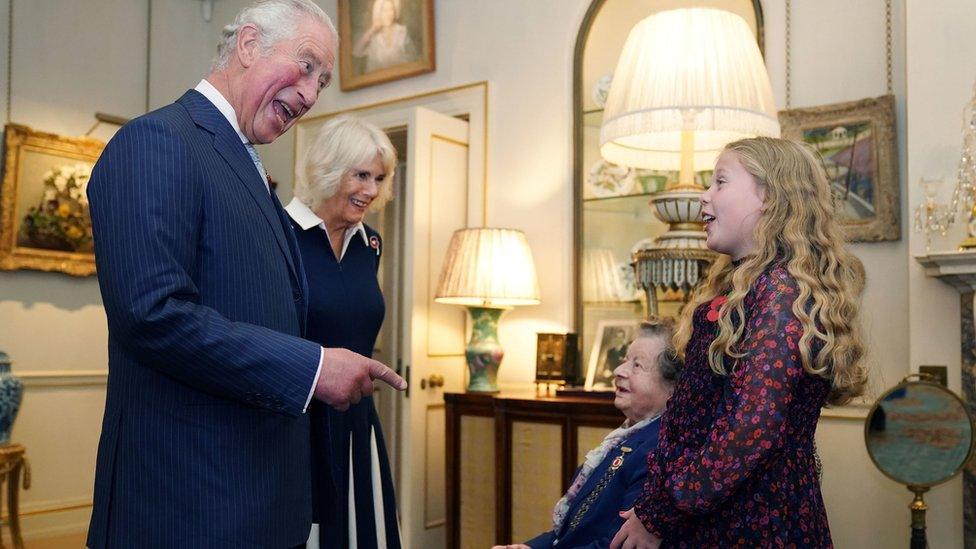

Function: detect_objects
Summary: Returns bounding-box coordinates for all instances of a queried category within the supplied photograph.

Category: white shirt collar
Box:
[195,79,248,144]
[285,197,369,260]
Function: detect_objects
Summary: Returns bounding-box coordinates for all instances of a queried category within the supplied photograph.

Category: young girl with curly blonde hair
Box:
[611,136,867,549]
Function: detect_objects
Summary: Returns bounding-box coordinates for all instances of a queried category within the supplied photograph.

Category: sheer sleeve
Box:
[634,270,806,539]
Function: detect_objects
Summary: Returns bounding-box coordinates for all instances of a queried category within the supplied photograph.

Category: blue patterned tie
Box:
[244,142,270,193]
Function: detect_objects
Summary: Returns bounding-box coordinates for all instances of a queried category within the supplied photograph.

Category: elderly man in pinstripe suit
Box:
[86,1,406,547]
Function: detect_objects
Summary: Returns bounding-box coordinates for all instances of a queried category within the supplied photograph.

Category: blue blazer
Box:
[86,90,322,548]
[526,419,661,549]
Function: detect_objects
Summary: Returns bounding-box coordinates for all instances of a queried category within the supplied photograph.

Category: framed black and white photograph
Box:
[584,319,638,391]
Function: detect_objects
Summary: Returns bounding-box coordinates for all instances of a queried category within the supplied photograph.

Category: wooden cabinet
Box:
[444,391,623,548]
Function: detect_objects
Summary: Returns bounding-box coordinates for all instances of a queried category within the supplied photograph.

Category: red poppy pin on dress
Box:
[369,235,380,256]
[707,295,728,322]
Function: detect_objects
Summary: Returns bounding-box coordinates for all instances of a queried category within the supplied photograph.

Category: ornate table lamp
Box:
[600,7,780,314]
[435,228,541,392]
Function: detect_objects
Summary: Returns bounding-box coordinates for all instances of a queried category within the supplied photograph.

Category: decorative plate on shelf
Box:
[587,160,635,198]
[592,73,613,109]
[617,261,641,301]
[632,168,670,193]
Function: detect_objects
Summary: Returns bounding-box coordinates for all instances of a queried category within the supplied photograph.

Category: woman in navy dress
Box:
[611,137,868,548]
[287,115,401,549]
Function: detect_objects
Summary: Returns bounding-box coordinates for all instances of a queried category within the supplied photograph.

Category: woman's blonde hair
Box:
[297,115,397,212]
[673,136,867,405]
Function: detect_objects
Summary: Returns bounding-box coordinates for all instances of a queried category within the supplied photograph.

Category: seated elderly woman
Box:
[493,318,681,549]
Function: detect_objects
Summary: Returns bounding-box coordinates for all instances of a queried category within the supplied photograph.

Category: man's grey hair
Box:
[637,317,682,385]
[211,0,337,72]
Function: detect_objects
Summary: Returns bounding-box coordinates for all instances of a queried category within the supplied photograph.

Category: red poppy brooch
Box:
[369,235,380,256]
[706,295,727,322]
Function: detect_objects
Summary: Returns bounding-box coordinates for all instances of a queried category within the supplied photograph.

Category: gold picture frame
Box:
[779,95,900,242]
[338,0,436,91]
[0,124,104,276]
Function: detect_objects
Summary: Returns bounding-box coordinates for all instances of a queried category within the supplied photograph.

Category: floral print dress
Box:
[634,262,833,548]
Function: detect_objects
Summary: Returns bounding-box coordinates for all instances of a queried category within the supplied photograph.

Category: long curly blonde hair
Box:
[673,137,867,406]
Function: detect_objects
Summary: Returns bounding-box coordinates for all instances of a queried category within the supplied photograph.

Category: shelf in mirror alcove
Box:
[582,192,657,216]
[583,108,604,128]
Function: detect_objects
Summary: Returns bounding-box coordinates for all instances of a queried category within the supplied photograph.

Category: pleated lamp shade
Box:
[600,7,779,170]
[435,228,541,308]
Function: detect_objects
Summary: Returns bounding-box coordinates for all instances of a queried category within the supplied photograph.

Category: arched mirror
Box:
[572,0,764,374]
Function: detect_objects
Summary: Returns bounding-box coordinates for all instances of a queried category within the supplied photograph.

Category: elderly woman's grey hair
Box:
[637,317,682,385]
[297,115,397,211]
[211,0,337,73]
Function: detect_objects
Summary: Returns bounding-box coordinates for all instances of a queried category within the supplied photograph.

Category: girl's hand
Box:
[609,508,661,549]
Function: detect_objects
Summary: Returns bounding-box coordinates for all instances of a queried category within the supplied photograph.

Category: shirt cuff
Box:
[304,347,324,413]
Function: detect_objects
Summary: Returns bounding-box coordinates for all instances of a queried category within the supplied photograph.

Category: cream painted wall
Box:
[905,0,976,547]
[0,0,147,538]
[0,0,972,545]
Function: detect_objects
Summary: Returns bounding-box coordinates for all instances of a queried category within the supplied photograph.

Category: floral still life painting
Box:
[19,163,93,253]
[0,124,104,276]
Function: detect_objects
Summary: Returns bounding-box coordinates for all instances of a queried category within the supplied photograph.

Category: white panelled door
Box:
[399,107,470,549]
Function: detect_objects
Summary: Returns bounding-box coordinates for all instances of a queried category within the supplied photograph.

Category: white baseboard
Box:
[11,497,92,540]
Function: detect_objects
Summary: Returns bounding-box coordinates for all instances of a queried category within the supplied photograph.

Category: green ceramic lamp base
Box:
[464,306,507,392]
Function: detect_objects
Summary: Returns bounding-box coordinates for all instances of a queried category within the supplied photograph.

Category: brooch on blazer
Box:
[610,446,632,471]
[369,235,380,256]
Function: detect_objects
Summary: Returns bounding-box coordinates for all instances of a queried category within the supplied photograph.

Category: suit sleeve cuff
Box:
[304,347,324,413]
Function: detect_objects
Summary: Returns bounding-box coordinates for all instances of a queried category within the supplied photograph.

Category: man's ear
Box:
[236,23,262,68]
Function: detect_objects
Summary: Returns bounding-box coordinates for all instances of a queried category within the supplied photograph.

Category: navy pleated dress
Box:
[287,198,401,549]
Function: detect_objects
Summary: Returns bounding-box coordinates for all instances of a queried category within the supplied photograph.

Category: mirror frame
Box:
[572,0,765,343]
[863,378,976,488]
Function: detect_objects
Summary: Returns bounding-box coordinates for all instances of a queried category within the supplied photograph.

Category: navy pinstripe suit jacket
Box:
[87,90,321,548]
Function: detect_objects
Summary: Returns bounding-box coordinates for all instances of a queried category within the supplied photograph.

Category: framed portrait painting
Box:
[779,95,900,242]
[338,0,436,91]
[584,319,638,391]
[0,124,104,276]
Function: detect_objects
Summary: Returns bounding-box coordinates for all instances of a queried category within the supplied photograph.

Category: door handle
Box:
[420,374,445,389]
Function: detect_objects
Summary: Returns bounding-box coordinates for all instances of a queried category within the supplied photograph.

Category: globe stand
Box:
[907,485,929,549]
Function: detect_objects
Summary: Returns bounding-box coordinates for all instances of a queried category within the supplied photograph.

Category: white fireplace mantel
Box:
[914,250,976,292]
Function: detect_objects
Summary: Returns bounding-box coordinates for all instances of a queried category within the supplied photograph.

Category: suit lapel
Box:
[270,191,310,336]
[177,90,298,282]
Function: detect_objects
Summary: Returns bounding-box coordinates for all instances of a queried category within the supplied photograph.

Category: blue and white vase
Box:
[0,351,23,445]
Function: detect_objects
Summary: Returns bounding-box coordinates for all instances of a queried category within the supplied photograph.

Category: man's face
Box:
[236,18,336,144]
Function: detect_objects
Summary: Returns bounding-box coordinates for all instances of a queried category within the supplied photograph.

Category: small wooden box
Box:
[535,333,579,384]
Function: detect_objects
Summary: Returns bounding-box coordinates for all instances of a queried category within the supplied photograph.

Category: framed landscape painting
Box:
[779,95,900,242]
